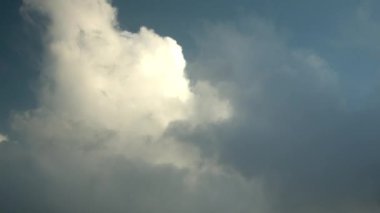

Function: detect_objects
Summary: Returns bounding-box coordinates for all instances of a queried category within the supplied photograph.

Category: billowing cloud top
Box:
[16,0,231,169]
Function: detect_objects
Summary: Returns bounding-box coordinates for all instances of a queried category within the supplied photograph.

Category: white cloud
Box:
[9,1,270,212]
[0,133,7,143]
[17,0,231,169]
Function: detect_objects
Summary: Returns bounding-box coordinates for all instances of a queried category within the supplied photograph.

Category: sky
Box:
[1,0,380,212]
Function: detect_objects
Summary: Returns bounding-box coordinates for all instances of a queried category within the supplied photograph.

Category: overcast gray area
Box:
[182,20,380,212]
[1,0,380,213]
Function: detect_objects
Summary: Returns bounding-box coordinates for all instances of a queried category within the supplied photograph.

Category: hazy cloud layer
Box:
[182,18,380,213]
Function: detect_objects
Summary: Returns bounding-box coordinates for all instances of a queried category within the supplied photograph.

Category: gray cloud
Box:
[176,18,380,212]
[0,142,266,213]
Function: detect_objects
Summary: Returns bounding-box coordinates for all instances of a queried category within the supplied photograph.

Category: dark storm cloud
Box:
[169,18,380,212]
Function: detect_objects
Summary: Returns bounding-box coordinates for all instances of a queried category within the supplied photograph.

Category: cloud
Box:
[3,0,380,212]
[179,18,380,213]
[1,0,266,213]
[0,141,267,213]
[0,133,7,143]
[16,0,232,169]
[333,0,380,51]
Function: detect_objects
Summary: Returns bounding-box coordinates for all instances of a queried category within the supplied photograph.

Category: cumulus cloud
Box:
[16,0,231,169]
[1,0,264,213]
[3,0,380,213]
